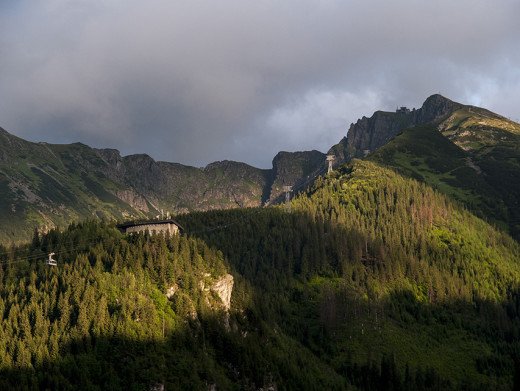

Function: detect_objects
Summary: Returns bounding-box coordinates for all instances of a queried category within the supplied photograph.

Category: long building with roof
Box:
[116,219,183,236]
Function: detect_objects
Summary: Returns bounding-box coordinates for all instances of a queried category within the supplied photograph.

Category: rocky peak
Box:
[268,150,326,202]
[415,94,463,124]
[330,94,464,164]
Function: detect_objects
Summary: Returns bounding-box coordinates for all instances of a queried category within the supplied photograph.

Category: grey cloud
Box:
[1,0,519,168]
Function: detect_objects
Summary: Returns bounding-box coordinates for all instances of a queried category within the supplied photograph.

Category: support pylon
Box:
[283,185,293,213]
[326,155,335,173]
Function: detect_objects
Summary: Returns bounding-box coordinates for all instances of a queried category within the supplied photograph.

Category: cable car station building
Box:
[116,219,183,236]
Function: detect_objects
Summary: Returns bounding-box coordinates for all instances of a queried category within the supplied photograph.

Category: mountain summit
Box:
[330,94,464,163]
[1,94,520,243]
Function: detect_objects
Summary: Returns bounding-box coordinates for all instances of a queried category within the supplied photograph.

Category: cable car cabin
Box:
[46,252,57,266]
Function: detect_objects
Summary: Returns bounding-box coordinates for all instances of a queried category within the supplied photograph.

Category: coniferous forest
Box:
[1,159,520,390]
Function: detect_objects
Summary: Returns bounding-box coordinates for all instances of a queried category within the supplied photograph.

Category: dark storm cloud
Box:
[1,0,519,168]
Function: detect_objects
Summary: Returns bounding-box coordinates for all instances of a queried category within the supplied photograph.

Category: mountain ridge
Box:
[2,96,520,389]
[2,93,520,243]
[328,94,465,164]
[0,125,330,242]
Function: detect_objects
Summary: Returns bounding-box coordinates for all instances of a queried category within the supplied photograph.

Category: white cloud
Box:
[266,89,383,150]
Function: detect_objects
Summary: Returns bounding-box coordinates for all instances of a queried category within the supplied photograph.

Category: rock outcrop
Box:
[211,274,234,311]
[113,189,150,212]
[267,150,326,204]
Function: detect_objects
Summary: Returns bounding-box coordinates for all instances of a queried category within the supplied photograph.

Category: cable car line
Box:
[0,207,271,267]
[182,207,265,236]
[0,235,110,267]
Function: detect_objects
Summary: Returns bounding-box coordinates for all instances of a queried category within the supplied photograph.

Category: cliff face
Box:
[267,150,326,203]
[211,274,234,311]
[343,110,414,158]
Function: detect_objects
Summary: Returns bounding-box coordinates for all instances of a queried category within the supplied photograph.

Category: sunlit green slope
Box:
[179,159,520,389]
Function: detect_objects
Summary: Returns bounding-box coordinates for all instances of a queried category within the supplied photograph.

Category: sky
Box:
[1,0,520,168]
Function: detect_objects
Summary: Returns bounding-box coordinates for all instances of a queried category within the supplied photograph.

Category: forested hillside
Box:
[1,159,520,390]
[0,221,347,390]
[180,160,520,389]
[369,123,520,240]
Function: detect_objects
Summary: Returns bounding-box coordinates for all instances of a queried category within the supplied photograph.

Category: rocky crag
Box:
[329,94,465,164]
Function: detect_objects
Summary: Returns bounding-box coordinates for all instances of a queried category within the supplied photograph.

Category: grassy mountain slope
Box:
[0,127,328,244]
[438,105,520,145]
[438,105,520,237]
[368,118,520,239]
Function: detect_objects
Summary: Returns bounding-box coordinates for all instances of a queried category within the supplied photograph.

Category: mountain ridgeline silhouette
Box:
[1,94,520,242]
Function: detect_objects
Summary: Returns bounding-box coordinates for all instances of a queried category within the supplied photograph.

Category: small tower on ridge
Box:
[326,155,335,173]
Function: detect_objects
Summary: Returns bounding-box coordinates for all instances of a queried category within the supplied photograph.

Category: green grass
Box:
[440,107,520,135]
[368,125,479,199]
